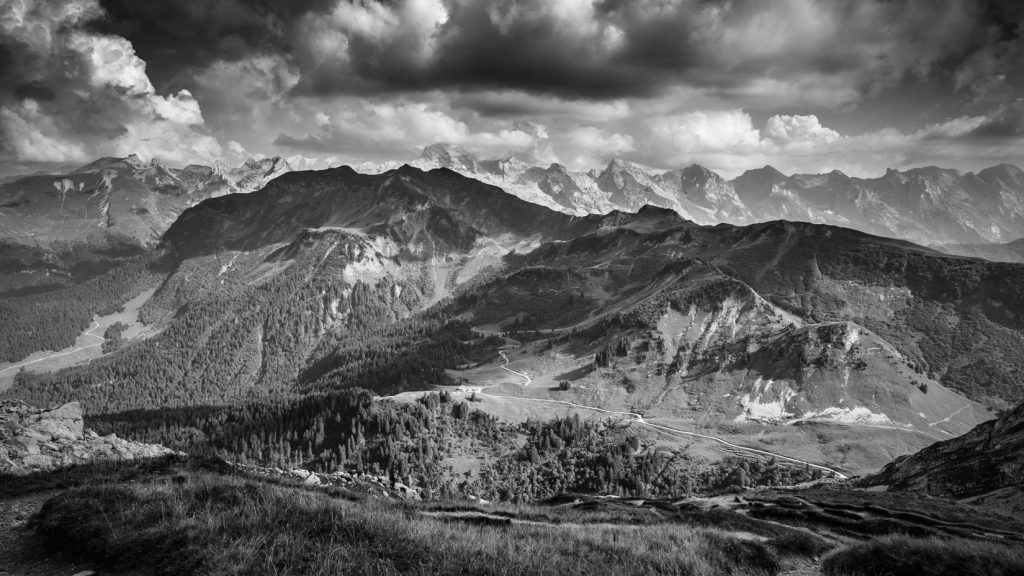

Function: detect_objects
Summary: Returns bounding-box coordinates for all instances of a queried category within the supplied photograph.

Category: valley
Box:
[0,286,158,390]
[2,163,1010,482]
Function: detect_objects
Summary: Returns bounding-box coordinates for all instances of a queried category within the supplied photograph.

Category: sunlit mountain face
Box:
[358,144,1024,248]
[2,3,1024,574]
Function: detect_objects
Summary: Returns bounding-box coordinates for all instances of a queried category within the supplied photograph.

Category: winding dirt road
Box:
[478,391,849,479]
[498,349,531,385]
[470,325,850,479]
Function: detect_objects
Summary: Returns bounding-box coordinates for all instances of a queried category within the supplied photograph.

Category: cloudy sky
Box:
[0,0,1021,178]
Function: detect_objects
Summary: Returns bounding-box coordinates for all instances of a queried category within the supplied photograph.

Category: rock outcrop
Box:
[0,400,177,475]
[860,402,1024,499]
[231,463,421,500]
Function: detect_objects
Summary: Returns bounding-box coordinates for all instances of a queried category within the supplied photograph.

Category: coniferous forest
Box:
[0,238,820,501]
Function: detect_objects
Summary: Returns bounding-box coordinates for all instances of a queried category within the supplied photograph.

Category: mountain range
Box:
[0,154,292,246]
[1,157,1024,576]
[2,163,1022,482]
[5,146,1024,257]
[358,144,1024,250]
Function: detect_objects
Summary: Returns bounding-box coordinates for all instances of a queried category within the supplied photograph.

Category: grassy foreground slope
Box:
[8,456,1023,576]
[34,473,780,576]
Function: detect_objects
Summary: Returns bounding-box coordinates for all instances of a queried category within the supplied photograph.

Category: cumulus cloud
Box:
[189,54,300,126]
[2,0,1021,174]
[632,110,1023,177]
[293,0,450,94]
[0,0,223,165]
[765,115,841,146]
[0,100,88,162]
[227,140,247,157]
[258,0,1011,108]
[274,100,542,159]
[556,125,635,168]
[646,110,761,161]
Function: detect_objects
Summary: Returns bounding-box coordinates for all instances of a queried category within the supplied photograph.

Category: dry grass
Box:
[34,473,781,576]
[822,535,1024,576]
[17,459,1024,576]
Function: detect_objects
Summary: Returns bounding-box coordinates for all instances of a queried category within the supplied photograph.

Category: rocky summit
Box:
[360,144,1024,249]
[0,400,176,475]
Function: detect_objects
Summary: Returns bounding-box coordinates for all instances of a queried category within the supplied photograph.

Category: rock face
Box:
[860,402,1024,498]
[0,400,177,475]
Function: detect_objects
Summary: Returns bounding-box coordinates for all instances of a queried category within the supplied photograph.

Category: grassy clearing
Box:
[822,535,1024,576]
[34,473,781,576]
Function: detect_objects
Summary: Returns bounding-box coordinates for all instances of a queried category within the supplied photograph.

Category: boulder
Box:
[19,427,50,441]
[7,437,40,455]
[21,453,55,469]
[0,399,178,475]
[22,402,84,441]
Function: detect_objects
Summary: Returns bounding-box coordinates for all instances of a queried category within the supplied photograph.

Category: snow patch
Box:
[790,406,897,426]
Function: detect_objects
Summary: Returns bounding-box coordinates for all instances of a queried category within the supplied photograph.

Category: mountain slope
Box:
[861,401,1023,501]
[0,154,293,246]
[365,144,1024,248]
[162,165,601,257]
[5,165,1024,479]
[939,237,1024,263]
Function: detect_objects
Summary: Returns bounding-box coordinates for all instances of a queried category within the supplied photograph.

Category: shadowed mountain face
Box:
[861,401,1024,502]
[0,155,293,247]
[360,145,1024,248]
[161,165,661,256]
